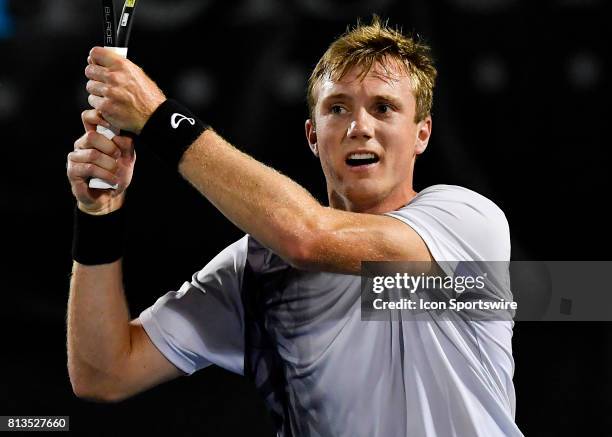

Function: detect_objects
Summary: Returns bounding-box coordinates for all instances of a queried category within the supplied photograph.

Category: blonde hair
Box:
[307,16,437,123]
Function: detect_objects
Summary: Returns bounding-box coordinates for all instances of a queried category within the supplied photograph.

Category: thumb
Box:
[90,46,122,68]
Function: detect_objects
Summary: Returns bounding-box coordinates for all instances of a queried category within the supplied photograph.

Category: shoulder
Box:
[414,184,505,211]
[409,184,508,227]
[387,184,510,261]
[193,234,250,287]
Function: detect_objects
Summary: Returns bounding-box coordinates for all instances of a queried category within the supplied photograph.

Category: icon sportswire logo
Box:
[171,113,196,129]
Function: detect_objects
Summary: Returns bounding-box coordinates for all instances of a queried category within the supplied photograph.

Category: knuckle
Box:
[98,100,110,115]
[86,80,98,94]
[85,65,96,78]
[75,134,88,149]
[106,72,118,84]
[85,109,97,122]
[105,86,117,99]
[67,164,80,180]
[119,136,133,150]
[73,163,85,177]
[84,130,98,144]
[87,148,100,160]
[69,163,80,176]
[72,163,83,176]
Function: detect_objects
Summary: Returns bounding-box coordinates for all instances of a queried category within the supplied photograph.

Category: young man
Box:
[67,17,523,436]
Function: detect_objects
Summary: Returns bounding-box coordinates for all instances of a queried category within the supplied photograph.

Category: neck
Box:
[328,184,418,214]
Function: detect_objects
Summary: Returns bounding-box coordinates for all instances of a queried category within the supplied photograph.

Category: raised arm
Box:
[84,47,433,275]
[178,130,432,273]
[66,110,182,402]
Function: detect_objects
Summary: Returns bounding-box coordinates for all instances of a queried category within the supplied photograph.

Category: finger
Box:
[84,64,109,83]
[68,149,119,173]
[112,135,135,157]
[71,179,92,201]
[86,80,108,97]
[75,131,122,158]
[88,94,104,111]
[81,109,110,132]
[67,160,119,185]
[89,46,121,68]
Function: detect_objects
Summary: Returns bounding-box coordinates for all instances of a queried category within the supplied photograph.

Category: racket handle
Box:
[88,46,128,190]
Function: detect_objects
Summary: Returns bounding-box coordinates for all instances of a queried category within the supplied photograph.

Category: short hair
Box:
[307,16,437,123]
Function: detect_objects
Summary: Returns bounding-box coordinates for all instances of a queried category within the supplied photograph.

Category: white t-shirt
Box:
[139,184,523,436]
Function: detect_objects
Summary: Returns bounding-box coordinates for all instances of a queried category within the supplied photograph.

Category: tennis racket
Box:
[89,0,138,189]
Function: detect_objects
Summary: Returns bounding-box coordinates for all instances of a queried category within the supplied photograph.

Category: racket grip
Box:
[89,125,120,189]
[88,46,128,190]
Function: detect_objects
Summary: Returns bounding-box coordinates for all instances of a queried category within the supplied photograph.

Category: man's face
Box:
[305,60,431,213]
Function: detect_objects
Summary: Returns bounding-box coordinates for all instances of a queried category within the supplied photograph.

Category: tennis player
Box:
[67,17,524,436]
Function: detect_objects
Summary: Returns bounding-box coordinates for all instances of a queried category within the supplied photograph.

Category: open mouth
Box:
[345,152,380,167]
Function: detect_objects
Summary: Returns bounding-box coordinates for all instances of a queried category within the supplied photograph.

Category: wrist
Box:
[73,201,127,265]
[135,96,167,136]
[135,99,210,170]
[77,195,125,216]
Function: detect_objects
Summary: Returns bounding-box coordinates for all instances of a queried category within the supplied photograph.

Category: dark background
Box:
[0,0,609,435]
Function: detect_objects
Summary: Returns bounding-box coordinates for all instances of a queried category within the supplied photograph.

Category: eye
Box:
[376,103,392,114]
[330,105,346,115]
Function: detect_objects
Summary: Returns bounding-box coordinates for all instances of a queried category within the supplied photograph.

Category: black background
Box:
[0,0,609,435]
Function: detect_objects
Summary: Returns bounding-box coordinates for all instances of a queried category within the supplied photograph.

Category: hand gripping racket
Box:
[89,0,138,189]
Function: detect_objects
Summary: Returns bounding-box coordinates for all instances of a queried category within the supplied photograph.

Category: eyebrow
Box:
[321,93,403,107]
[374,94,403,107]
[321,93,352,102]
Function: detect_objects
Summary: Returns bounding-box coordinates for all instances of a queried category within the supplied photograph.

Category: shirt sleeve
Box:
[138,235,249,376]
[385,185,511,264]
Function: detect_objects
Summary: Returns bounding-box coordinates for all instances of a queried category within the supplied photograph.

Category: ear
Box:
[305,119,318,157]
[414,116,432,155]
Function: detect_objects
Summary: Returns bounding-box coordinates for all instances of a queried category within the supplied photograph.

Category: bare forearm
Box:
[176,130,433,274]
[67,260,131,398]
[179,130,322,263]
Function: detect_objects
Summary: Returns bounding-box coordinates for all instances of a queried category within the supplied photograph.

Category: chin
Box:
[341,181,388,207]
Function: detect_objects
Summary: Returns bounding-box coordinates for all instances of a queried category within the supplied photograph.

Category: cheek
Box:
[316,144,347,185]
[317,147,340,178]
[381,136,415,171]
[316,128,344,163]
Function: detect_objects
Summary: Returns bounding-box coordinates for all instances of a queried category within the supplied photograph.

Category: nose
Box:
[347,108,373,140]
